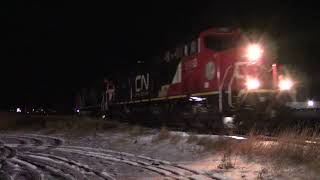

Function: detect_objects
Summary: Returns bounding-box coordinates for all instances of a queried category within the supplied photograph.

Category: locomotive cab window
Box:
[184,40,198,56]
[190,40,198,54]
[204,36,240,51]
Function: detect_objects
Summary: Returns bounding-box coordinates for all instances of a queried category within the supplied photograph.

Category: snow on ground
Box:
[48,128,317,179]
[0,124,318,179]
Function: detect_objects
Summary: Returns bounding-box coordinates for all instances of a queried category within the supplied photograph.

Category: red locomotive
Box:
[77,27,296,132]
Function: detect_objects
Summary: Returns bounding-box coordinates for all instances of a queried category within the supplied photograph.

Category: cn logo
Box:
[135,74,149,92]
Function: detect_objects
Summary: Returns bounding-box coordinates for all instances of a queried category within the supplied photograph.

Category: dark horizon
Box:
[1,1,320,110]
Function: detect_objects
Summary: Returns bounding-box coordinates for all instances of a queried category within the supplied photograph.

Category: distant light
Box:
[76,109,80,113]
[307,100,314,107]
[272,64,276,67]
[189,96,206,102]
[279,79,293,91]
[246,44,263,62]
[245,78,260,90]
[16,108,22,113]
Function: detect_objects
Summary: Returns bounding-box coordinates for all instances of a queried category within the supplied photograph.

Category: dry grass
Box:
[217,148,235,169]
[272,129,320,170]
[187,134,199,143]
[169,134,182,144]
[197,137,232,151]
[184,127,320,176]
[256,168,269,180]
[235,128,320,173]
[127,125,146,136]
[0,112,47,130]
[152,126,171,142]
[0,112,119,134]
[152,126,183,144]
[157,126,171,140]
[0,112,21,129]
[186,135,237,167]
[43,116,119,134]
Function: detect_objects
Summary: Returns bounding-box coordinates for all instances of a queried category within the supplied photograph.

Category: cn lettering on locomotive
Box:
[134,74,149,96]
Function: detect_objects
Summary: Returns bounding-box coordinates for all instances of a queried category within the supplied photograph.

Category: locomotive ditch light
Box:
[223,116,234,124]
[223,116,234,128]
[189,96,206,102]
[278,79,293,91]
[246,44,263,62]
[245,78,260,90]
[307,100,314,107]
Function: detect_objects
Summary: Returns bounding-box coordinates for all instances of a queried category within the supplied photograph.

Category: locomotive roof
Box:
[199,27,241,36]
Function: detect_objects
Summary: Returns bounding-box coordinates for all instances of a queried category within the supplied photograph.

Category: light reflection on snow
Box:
[170,131,247,140]
[225,135,247,140]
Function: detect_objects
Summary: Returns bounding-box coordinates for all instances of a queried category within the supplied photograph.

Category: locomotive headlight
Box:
[246,44,263,62]
[278,79,293,91]
[245,78,260,90]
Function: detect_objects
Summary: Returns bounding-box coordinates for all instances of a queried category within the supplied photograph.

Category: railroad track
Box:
[0,134,226,180]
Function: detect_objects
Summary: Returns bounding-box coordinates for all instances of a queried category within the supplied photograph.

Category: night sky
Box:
[1,1,320,110]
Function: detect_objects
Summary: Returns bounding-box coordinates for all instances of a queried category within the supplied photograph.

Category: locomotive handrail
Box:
[228,67,236,108]
[227,62,252,109]
[219,64,234,112]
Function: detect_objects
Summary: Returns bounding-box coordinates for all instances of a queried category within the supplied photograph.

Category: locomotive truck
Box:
[76,27,297,133]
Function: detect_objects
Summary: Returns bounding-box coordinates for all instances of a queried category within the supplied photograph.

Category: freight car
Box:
[76,27,296,133]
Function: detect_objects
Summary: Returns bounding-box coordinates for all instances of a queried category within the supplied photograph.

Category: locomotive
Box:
[77,27,296,133]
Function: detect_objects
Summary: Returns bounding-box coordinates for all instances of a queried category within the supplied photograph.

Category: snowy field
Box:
[0,115,318,179]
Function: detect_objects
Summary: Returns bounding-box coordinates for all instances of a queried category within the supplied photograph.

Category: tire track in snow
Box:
[0,134,221,180]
